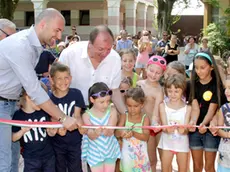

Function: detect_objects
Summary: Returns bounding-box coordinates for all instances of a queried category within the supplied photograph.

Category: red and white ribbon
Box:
[0,118,229,130]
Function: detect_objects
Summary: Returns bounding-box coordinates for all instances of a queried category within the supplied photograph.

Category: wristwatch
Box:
[58,115,67,123]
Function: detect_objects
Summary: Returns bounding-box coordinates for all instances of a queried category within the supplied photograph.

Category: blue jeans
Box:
[0,101,17,172]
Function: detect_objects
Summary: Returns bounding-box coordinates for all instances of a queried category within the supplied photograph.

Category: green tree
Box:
[0,0,19,20]
[157,0,201,36]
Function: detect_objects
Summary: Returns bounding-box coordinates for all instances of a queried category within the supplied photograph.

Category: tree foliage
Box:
[156,0,201,37]
[0,0,19,20]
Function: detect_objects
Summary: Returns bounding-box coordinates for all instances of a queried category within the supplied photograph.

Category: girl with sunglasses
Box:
[82,82,120,172]
[119,77,132,96]
[136,55,166,171]
[116,87,151,172]
[188,52,226,172]
[119,49,140,88]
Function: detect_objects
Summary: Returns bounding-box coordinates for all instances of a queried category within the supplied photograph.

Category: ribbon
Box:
[0,118,230,130]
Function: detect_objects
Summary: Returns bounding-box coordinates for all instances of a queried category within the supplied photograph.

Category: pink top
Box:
[136,51,149,65]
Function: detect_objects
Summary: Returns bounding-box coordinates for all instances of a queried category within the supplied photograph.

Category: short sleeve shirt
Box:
[59,41,121,105]
[12,109,54,159]
[195,79,218,125]
[49,88,85,147]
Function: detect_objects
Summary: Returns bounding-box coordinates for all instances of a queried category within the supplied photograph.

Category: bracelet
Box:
[58,115,67,123]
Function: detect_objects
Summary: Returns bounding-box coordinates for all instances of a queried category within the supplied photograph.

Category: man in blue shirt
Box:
[0,8,78,172]
[116,29,133,51]
[156,31,169,56]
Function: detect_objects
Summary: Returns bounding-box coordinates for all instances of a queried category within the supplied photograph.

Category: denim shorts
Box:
[135,62,146,69]
[189,131,220,152]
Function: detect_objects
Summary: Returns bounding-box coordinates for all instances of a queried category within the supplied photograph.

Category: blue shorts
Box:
[135,62,146,69]
[189,131,220,152]
[217,164,230,172]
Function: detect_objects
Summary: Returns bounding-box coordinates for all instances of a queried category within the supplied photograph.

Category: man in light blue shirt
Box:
[116,29,133,51]
[0,8,78,172]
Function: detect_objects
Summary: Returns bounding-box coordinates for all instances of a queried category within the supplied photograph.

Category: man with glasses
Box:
[0,19,16,40]
[156,31,169,56]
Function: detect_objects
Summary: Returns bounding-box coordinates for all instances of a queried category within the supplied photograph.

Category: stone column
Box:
[136,3,147,33]
[107,0,121,36]
[146,6,155,32]
[31,0,49,18]
[125,1,137,35]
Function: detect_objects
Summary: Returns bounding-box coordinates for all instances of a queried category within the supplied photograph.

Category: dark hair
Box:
[89,25,114,44]
[119,48,136,60]
[188,36,196,42]
[50,62,70,78]
[189,51,223,107]
[88,82,110,108]
[125,87,145,104]
[164,74,186,97]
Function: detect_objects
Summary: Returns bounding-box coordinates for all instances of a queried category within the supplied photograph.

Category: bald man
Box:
[0,8,78,172]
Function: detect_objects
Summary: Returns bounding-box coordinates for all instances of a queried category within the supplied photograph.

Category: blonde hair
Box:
[120,77,133,87]
[138,36,152,53]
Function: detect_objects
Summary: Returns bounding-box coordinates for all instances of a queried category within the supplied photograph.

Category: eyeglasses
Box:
[0,28,10,37]
[152,57,166,65]
[120,90,128,93]
[91,90,113,98]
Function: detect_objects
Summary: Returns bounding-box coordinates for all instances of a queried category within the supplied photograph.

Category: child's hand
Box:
[152,120,161,133]
[198,123,207,134]
[188,120,196,132]
[178,126,187,135]
[95,127,102,136]
[166,126,175,134]
[47,128,57,137]
[209,119,218,136]
[76,123,87,135]
[57,128,67,136]
[21,127,31,133]
[121,130,133,138]
[103,129,114,137]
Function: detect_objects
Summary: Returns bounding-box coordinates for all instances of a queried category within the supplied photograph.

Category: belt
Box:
[0,96,17,102]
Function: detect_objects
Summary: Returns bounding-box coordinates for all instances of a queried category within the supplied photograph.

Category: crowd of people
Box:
[0,7,230,172]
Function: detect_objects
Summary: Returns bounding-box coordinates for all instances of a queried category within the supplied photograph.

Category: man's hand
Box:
[62,116,78,131]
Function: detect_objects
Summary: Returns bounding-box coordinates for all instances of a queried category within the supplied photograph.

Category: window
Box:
[211,6,219,23]
[79,10,90,25]
[25,11,34,26]
[61,10,71,26]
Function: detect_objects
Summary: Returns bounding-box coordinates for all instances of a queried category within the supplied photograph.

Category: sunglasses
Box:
[152,57,166,65]
[120,89,128,93]
[91,90,113,98]
[0,28,10,37]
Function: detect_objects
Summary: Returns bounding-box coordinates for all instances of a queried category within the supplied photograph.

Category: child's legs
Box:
[24,158,42,172]
[104,158,116,172]
[203,132,220,172]
[55,151,67,172]
[147,136,157,172]
[176,152,188,172]
[67,145,82,172]
[204,151,217,172]
[189,131,204,172]
[91,162,104,172]
[42,155,56,172]
[161,150,174,172]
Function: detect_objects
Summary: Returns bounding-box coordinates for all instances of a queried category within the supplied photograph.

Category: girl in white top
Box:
[158,73,191,172]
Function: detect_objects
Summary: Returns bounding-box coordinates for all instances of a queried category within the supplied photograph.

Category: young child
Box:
[164,61,186,80]
[49,62,86,172]
[118,87,151,172]
[158,74,191,172]
[189,52,225,172]
[12,83,57,172]
[216,76,230,171]
[81,82,120,172]
[119,77,132,96]
[120,49,139,87]
[135,36,153,79]
[137,55,166,171]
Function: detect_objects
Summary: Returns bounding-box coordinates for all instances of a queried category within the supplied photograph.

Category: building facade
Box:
[14,0,156,40]
[202,0,230,29]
